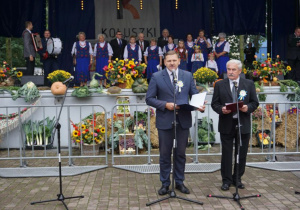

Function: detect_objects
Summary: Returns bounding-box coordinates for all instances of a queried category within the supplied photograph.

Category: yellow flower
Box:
[119,69,125,74]
[81,124,86,130]
[128,60,135,66]
[262,53,265,57]
[100,127,105,133]
[253,61,257,65]
[108,63,113,68]
[76,139,80,143]
[287,66,291,71]
[267,58,271,61]
[263,67,268,71]
[125,74,131,80]
[17,71,23,77]
[116,58,119,61]
[134,71,139,78]
[72,130,79,137]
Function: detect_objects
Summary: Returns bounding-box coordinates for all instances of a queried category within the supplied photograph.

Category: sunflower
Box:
[100,127,105,133]
[134,71,139,78]
[128,60,135,66]
[119,69,125,74]
[287,66,292,71]
[125,74,131,80]
[72,130,79,137]
[81,124,86,130]
[267,58,271,61]
[252,61,258,65]
[108,63,113,69]
[17,71,23,77]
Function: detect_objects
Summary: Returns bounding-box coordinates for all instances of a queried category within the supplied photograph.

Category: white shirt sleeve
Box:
[88,42,93,55]
[163,46,167,54]
[93,43,97,56]
[214,61,218,72]
[107,43,113,56]
[207,38,212,48]
[224,42,230,53]
[71,42,76,55]
[123,46,128,59]
[200,53,204,61]
[144,47,149,56]
[158,47,163,56]
[191,54,195,62]
[138,46,142,61]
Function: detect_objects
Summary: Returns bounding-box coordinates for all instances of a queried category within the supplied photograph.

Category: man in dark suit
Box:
[22,21,35,75]
[211,59,259,191]
[39,30,59,86]
[146,50,205,195]
[287,27,300,81]
[157,28,169,50]
[136,33,149,63]
[110,31,127,60]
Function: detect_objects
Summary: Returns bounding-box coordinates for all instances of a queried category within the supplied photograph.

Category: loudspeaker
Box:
[223,73,246,79]
[21,75,44,86]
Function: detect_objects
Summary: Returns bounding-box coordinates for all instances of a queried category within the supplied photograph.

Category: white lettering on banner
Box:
[95,0,160,40]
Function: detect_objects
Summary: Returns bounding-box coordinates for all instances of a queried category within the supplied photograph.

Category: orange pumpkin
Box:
[213,79,223,88]
[51,82,67,95]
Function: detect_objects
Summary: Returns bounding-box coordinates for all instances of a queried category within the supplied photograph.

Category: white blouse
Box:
[71,41,93,55]
[93,42,113,56]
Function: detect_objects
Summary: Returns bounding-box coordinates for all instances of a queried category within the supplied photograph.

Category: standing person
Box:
[94,34,113,87]
[39,30,59,86]
[211,59,259,191]
[287,27,300,81]
[175,40,188,71]
[185,33,194,72]
[110,31,127,60]
[71,32,93,86]
[214,32,230,78]
[22,21,35,75]
[144,38,163,82]
[244,42,256,70]
[123,36,142,64]
[136,33,149,64]
[191,45,204,74]
[146,50,205,195]
[157,28,169,49]
[195,29,212,64]
[163,35,177,55]
[205,53,218,74]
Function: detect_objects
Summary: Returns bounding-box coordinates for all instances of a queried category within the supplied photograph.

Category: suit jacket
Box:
[157,36,168,50]
[287,34,300,60]
[136,40,149,62]
[211,78,259,134]
[110,38,127,60]
[146,69,198,130]
[22,30,36,58]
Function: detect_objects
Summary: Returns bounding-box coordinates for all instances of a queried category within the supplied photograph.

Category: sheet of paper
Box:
[189,92,207,108]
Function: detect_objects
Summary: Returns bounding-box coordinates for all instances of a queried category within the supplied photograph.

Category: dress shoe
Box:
[233,181,245,189]
[175,184,190,194]
[221,183,230,191]
[158,185,169,195]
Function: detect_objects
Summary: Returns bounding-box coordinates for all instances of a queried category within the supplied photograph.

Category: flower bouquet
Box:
[246,54,291,85]
[103,58,146,88]
[47,70,71,83]
[193,67,219,92]
[0,61,23,86]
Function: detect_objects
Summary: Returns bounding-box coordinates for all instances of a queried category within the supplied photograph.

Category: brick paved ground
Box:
[0,147,300,210]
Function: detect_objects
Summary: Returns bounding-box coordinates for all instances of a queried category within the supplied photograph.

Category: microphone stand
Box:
[146,71,203,206]
[31,80,84,209]
[207,84,261,210]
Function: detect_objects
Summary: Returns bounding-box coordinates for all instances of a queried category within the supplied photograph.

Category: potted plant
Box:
[47,70,71,95]
[0,61,23,87]
[193,67,219,92]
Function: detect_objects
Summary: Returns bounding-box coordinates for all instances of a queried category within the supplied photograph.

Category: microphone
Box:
[233,81,238,89]
[172,71,177,84]
[62,76,74,84]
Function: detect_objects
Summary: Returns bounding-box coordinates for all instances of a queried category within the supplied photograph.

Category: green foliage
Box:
[71,86,92,97]
[11,82,40,102]
[254,81,266,101]
[197,117,215,144]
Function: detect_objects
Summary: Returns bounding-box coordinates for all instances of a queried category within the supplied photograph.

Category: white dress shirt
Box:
[143,46,163,56]
[93,41,113,56]
[71,41,93,55]
[166,68,179,83]
[123,44,142,61]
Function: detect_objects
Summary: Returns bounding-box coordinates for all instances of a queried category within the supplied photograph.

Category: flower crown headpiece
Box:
[193,45,201,50]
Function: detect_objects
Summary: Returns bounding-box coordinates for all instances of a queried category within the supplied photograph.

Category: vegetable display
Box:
[132,78,148,93]
[90,73,102,88]
[71,86,91,97]
[12,82,40,102]
[51,82,67,95]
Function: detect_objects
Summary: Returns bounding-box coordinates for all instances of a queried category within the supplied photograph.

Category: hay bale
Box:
[275,112,300,148]
[150,116,159,148]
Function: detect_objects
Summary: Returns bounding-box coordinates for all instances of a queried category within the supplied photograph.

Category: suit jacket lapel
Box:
[224,78,233,100]
[162,69,174,93]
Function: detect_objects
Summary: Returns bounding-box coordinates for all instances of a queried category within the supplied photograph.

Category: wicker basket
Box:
[79,143,100,155]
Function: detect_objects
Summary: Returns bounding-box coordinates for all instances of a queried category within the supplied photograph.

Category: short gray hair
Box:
[78,32,86,38]
[218,32,226,39]
[97,34,106,39]
[226,59,242,70]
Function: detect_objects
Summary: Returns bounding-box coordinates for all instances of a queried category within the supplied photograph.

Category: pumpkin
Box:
[213,79,223,88]
[132,78,148,93]
[51,82,67,95]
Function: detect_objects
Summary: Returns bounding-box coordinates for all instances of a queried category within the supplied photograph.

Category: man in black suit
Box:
[157,28,169,50]
[211,59,259,191]
[136,33,149,63]
[110,31,127,60]
[39,30,59,86]
[146,50,205,195]
[22,21,35,75]
[287,27,300,81]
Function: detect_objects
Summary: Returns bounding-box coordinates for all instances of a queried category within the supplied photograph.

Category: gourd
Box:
[132,78,148,93]
[107,86,122,94]
[51,82,67,95]
[90,73,102,88]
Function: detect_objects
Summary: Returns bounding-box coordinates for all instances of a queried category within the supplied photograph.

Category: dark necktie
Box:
[171,71,177,85]
[119,39,122,47]
[232,81,237,103]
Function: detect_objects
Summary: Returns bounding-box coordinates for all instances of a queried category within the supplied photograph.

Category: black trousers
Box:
[220,119,250,185]
[25,57,35,75]
[287,59,300,81]
[43,57,59,86]
[158,123,189,186]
